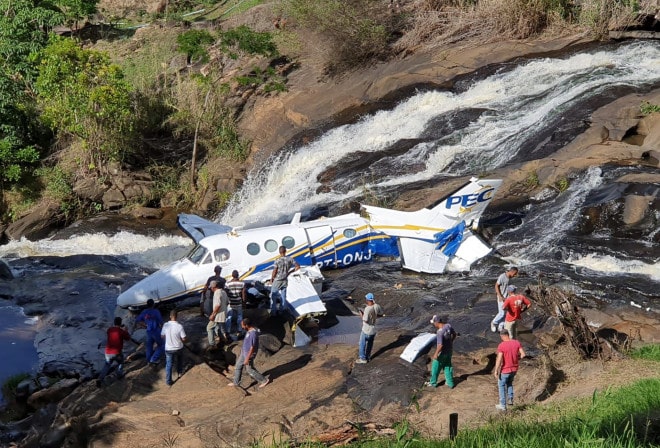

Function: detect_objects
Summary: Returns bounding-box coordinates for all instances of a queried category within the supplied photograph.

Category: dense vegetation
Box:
[0,0,648,230]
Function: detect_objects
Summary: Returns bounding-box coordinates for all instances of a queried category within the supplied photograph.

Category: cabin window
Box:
[343,228,357,238]
[187,245,207,264]
[201,253,212,264]
[247,243,260,256]
[282,236,295,249]
[214,248,230,261]
[264,239,278,252]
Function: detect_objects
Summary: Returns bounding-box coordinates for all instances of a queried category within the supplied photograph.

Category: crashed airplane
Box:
[117,177,503,322]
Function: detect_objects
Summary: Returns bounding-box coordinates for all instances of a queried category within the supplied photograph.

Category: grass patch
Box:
[640,101,660,116]
[630,344,660,362]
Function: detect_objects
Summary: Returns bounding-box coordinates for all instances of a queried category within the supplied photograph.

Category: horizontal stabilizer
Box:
[177,214,233,243]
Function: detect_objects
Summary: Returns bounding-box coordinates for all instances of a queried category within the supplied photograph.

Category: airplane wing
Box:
[177,214,233,243]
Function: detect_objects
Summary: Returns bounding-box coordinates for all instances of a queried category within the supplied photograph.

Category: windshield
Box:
[186,244,208,264]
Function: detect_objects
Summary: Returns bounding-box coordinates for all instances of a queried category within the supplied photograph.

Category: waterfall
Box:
[221,41,660,228]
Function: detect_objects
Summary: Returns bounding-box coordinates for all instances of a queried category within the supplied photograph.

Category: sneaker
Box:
[495,404,507,411]
[259,378,271,388]
[227,382,236,387]
[490,322,497,333]
[424,381,436,388]
[355,358,368,364]
[508,399,514,406]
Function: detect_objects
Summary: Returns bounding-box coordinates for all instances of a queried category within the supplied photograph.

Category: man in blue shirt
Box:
[134,299,164,366]
[228,318,270,388]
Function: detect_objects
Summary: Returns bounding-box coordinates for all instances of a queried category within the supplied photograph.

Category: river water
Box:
[0,40,659,388]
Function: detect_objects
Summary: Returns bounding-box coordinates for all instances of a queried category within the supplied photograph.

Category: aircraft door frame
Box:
[304,225,336,269]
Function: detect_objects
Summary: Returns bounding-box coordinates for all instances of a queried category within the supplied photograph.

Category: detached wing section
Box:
[363,177,502,274]
[177,214,233,243]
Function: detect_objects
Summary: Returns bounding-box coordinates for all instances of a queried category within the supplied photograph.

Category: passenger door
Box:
[304,226,336,269]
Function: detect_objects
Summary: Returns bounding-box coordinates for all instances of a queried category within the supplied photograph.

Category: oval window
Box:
[282,236,295,249]
[343,228,357,238]
[214,248,230,261]
[264,239,278,252]
[247,243,260,256]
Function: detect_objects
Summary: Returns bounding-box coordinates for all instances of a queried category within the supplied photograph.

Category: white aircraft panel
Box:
[284,273,326,317]
[400,332,437,363]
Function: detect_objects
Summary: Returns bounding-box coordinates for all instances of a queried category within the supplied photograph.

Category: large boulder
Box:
[5,202,63,241]
[27,378,79,409]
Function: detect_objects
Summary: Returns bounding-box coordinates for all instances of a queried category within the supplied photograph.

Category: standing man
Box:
[200,265,225,317]
[97,317,132,387]
[270,246,300,316]
[501,289,532,340]
[491,267,518,332]
[228,318,270,388]
[493,328,526,411]
[225,270,246,338]
[161,309,187,386]
[426,315,457,389]
[134,299,164,366]
[356,293,384,364]
[207,281,229,347]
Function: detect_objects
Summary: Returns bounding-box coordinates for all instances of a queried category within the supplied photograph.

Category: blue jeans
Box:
[270,280,287,315]
[98,353,124,381]
[492,300,505,329]
[498,371,516,407]
[226,307,243,335]
[165,349,183,385]
[358,332,375,361]
[146,330,164,363]
[233,352,267,385]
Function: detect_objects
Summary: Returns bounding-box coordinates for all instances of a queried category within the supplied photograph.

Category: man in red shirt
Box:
[97,317,131,387]
[493,328,526,411]
[501,291,531,340]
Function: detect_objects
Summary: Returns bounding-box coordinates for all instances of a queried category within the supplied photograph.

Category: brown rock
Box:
[27,378,79,409]
[73,178,107,201]
[622,195,652,225]
[125,206,164,219]
[5,202,63,241]
[102,188,126,210]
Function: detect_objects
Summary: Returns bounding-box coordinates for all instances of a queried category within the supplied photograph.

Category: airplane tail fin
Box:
[425,177,503,228]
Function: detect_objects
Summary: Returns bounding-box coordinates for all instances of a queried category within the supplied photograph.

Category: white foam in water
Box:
[221,41,660,227]
[0,232,191,269]
[566,253,660,281]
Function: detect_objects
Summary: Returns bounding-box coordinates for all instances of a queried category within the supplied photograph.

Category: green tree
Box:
[56,0,99,32]
[176,29,215,64]
[0,0,64,82]
[35,36,137,172]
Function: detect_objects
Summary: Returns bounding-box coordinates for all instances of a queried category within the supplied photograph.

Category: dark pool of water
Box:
[0,304,39,404]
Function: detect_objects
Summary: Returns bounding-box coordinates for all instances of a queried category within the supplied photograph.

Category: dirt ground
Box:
[62,310,659,448]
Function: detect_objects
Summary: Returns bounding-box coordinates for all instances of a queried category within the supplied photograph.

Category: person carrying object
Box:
[425,315,457,389]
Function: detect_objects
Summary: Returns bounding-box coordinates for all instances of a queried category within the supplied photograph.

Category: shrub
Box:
[220,25,278,57]
[176,29,216,64]
[283,0,391,74]
[35,36,138,172]
[640,100,660,116]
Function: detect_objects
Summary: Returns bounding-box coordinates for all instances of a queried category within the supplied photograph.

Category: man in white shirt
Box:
[161,309,187,386]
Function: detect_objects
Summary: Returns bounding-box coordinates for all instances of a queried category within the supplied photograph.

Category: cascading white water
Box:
[221,41,660,228]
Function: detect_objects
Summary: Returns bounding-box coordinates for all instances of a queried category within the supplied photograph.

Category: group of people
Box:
[98,305,187,387]
[355,266,531,412]
[100,257,529,405]
[97,246,302,389]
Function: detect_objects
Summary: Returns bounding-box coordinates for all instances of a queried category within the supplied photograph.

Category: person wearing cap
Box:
[493,328,525,411]
[200,265,226,317]
[270,246,300,316]
[356,293,384,364]
[501,288,532,340]
[208,280,230,347]
[225,270,246,339]
[426,315,457,388]
[134,298,164,366]
[490,267,519,332]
